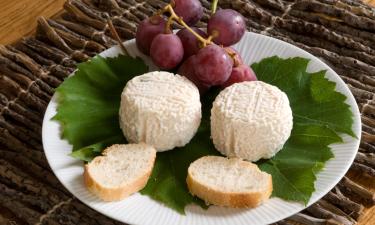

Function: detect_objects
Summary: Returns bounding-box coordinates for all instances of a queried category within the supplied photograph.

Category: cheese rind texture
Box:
[211,81,293,161]
[120,71,201,152]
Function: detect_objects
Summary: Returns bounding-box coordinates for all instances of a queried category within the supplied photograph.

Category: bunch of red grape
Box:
[135,0,257,93]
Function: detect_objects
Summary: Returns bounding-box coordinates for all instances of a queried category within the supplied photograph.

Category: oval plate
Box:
[42,32,361,225]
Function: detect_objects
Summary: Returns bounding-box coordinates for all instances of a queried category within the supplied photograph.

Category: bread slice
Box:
[84,143,156,201]
[187,156,272,208]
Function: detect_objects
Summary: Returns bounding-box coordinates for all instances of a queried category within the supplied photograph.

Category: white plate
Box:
[42,32,361,225]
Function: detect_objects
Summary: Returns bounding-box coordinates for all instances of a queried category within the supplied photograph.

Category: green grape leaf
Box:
[252,56,353,204]
[70,135,126,162]
[53,55,354,213]
[251,56,354,137]
[140,129,216,214]
[53,55,148,151]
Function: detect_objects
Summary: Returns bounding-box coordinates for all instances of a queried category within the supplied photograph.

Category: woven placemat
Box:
[0,0,374,224]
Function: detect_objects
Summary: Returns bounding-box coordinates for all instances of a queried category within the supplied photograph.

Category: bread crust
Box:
[186,156,273,208]
[84,144,156,201]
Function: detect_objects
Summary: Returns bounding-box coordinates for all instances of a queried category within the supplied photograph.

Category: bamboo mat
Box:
[0,0,374,224]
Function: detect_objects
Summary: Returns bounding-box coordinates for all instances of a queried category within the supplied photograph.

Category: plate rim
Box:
[42,31,362,225]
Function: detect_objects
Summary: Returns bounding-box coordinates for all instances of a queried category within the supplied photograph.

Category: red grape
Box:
[194,44,233,86]
[136,15,166,55]
[178,56,211,94]
[177,28,207,59]
[222,65,257,88]
[150,33,184,70]
[172,0,203,26]
[208,9,246,46]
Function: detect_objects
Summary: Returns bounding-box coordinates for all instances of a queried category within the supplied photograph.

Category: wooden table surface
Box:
[0,0,373,225]
[0,0,65,45]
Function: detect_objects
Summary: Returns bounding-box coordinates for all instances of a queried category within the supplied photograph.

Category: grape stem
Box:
[155,4,171,17]
[211,0,219,15]
[160,3,236,61]
[165,15,175,33]
[162,4,211,47]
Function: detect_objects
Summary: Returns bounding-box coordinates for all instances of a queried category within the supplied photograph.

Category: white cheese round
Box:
[119,71,201,152]
[211,81,293,161]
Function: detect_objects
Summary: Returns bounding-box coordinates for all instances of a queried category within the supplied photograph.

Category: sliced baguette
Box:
[84,143,156,201]
[187,156,272,208]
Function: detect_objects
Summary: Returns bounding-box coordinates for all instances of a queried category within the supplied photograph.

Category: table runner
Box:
[0,0,374,224]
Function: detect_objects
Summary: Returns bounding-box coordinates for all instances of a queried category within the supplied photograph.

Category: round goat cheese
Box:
[120,71,201,152]
[211,81,293,161]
